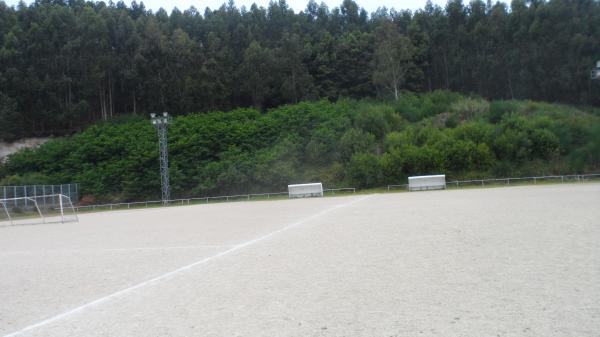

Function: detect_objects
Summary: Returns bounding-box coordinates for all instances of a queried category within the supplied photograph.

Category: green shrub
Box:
[444,115,459,128]
[345,152,382,188]
[394,92,423,122]
[354,104,396,139]
[338,128,376,161]
[450,98,490,121]
[1,95,597,201]
[380,148,406,183]
[421,90,463,116]
[489,100,519,123]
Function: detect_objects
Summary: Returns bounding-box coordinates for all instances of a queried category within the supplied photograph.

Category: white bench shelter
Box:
[288,183,324,198]
[408,175,446,191]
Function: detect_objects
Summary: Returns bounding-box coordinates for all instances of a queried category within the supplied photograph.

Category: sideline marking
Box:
[3,195,372,337]
[1,245,234,256]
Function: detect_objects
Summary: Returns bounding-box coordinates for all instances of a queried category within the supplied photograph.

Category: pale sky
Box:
[4,0,459,14]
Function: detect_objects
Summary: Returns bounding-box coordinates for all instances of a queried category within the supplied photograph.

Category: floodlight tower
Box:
[151,112,172,206]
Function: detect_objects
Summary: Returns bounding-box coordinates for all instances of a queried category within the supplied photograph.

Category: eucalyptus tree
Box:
[372,21,415,100]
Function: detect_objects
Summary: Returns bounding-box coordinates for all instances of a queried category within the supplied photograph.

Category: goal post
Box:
[0,200,10,224]
[0,194,78,226]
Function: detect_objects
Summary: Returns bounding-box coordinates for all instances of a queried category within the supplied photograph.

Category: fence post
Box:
[58,195,64,223]
[561,176,564,183]
[534,177,537,184]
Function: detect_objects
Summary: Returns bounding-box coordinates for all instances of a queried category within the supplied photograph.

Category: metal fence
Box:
[324,187,356,195]
[387,173,600,191]
[70,173,600,213]
[75,187,357,212]
[1,184,79,207]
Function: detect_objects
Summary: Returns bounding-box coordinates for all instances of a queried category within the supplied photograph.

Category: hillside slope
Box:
[1,92,599,202]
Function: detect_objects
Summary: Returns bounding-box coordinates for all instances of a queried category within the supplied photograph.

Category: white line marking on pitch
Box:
[0,245,233,256]
[102,245,234,252]
[2,195,372,337]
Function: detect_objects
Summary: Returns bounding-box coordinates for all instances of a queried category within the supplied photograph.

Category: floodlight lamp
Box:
[152,120,157,125]
[163,112,168,117]
[151,113,156,118]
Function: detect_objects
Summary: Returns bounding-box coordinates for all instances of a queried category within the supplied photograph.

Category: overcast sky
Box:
[4,0,461,14]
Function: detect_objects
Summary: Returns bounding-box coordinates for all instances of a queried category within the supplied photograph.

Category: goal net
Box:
[0,194,78,226]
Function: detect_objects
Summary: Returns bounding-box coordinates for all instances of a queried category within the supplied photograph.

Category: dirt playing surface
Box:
[1,184,598,337]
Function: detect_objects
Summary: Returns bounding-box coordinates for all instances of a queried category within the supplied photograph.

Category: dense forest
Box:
[1,0,599,141]
[1,92,599,201]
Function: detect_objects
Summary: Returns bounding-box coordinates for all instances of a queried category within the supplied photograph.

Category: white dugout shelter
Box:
[288,183,324,198]
[408,175,446,191]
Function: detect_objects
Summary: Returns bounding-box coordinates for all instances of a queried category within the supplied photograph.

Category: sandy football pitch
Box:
[0,183,599,337]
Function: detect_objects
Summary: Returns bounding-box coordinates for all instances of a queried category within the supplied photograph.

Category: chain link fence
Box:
[1,184,79,208]
[73,173,599,213]
[387,173,600,191]
[74,188,357,212]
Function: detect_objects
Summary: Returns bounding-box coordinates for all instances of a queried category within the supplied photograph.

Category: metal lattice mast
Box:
[158,121,170,204]
[151,112,172,205]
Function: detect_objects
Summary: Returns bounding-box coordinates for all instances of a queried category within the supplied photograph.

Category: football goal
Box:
[0,194,78,226]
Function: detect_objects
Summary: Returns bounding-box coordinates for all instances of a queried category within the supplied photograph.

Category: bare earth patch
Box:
[1,184,598,337]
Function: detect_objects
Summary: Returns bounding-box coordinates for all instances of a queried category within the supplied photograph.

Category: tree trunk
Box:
[99,84,107,121]
[108,77,113,119]
[507,70,515,99]
[442,51,450,89]
[291,70,297,103]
